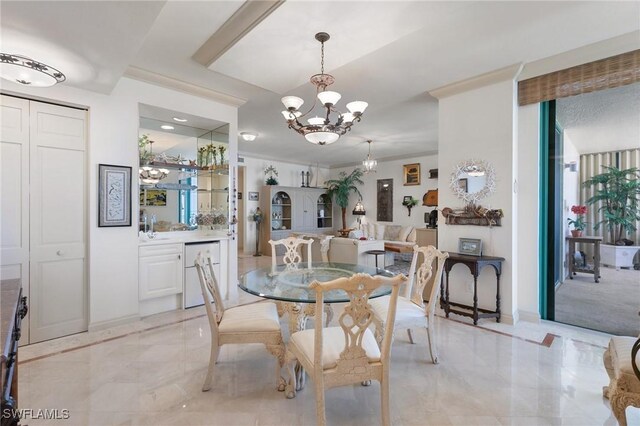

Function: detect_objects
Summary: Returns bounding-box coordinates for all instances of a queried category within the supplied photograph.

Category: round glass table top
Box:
[239,262,397,303]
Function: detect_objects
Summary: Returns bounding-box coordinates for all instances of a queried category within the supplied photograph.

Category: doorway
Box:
[541,85,640,336]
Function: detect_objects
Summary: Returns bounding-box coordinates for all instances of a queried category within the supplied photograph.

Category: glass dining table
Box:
[239,261,397,392]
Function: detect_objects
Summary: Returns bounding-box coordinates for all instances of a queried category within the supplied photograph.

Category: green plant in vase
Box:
[324,168,364,233]
[402,197,419,216]
[138,134,153,165]
[265,165,279,185]
[218,145,226,168]
[197,146,207,167]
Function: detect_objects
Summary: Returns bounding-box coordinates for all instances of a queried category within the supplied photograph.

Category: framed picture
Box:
[376,178,393,222]
[143,189,167,206]
[98,164,132,227]
[402,195,412,204]
[238,192,243,200]
[403,163,421,186]
[459,178,468,193]
[458,238,483,256]
[249,191,259,201]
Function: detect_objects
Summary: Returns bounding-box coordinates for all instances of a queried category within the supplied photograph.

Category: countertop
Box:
[1,279,21,361]
[139,230,230,246]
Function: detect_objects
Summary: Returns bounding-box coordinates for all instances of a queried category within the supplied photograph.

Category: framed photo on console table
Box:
[98,164,132,227]
[458,238,482,256]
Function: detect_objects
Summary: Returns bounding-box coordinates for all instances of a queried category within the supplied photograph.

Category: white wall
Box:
[239,155,330,254]
[330,154,438,231]
[437,78,519,324]
[2,77,238,329]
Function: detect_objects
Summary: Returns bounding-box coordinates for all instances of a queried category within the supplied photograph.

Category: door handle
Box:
[178,254,181,260]
[56,250,64,256]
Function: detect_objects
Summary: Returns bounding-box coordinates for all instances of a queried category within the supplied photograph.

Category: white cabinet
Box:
[139,244,184,300]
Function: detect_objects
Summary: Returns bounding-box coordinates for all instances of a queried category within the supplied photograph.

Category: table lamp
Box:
[352,201,366,230]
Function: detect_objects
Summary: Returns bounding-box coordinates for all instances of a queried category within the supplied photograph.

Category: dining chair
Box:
[284,272,407,426]
[369,246,448,364]
[194,251,286,392]
[269,236,313,270]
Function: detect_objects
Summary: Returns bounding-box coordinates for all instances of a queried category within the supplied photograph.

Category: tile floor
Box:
[17,254,639,425]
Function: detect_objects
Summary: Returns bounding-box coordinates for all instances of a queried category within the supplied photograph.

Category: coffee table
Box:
[384,242,414,253]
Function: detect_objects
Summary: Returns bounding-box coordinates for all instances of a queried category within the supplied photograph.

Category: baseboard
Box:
[501,312,516,325]
[517,310,541,324]
[88,314,140,332]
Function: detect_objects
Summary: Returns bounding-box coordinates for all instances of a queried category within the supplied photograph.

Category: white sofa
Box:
[329,237,386,268]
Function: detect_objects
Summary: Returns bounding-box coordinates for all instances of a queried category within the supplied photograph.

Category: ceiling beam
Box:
[192,0,285,68]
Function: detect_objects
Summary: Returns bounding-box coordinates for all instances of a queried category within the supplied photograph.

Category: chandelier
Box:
[281,32,368,145]
[362,140,377,173]
[0,53,66,87]
[139,141,169,185]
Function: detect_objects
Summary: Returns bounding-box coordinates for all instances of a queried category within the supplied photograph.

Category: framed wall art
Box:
[98,164,132,227]
[248,191,259,201]
[143,189,167,206]
[376,178,393,222]
[458,238,483,256]
[403,163,421,186]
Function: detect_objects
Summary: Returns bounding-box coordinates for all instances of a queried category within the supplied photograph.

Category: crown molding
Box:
[193,0,285,68]
[519,31,640,81]
[429,63,524,100]
[124,66,246,107]
[238,151,331,169]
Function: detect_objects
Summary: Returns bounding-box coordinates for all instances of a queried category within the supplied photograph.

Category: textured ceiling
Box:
[557,83,640,154]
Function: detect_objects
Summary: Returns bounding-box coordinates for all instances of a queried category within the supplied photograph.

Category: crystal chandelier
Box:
[362,140,377,173]
[281,32,368,145]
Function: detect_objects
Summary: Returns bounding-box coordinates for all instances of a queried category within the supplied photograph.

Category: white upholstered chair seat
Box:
[370,295,426,328]
[290,327,381,370]
[218,302,281,333]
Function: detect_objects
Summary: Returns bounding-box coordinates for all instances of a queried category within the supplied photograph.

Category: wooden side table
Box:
[566,236,602,283]
[440,252,505,325]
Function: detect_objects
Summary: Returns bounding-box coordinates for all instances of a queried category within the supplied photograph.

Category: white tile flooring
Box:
[18,254,639,425]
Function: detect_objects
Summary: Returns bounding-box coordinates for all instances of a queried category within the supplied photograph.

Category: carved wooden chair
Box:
[194,251,285,392]
[370,246,448,364]
[284,272,407,426]
[269,236,313,271]
[603,335,640,425]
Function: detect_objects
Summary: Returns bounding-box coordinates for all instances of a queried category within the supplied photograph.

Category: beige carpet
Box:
[555,267,640,336]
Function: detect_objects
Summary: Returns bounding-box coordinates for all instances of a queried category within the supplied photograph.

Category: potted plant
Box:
[265,165,279,185]
[324,168,364,236]
[567,205,587,237]
[583,166,640,268]
[138,134,154,165]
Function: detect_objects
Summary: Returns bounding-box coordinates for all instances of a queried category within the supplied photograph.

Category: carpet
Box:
[555,267,640,336]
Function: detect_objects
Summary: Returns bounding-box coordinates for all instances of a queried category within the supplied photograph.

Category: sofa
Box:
[351,222,417,248]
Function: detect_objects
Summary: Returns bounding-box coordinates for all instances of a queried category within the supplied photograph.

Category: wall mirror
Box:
[376,178,393,222]
[449,159,496,205]
[138,103,230,233]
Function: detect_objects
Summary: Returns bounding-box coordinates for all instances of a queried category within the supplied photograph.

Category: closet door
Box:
[29,101,87,343]
[0,95,30,343]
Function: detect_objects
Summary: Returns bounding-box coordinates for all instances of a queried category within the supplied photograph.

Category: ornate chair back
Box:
[310,273,406,381]
[194,251,225,333]
[269,236,313,271]
[408,246,448,317]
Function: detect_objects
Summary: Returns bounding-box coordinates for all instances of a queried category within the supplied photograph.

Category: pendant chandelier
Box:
[139,141,169,185]
[281,32,368,145]
[0,53,65,87]
[362,140,377,173]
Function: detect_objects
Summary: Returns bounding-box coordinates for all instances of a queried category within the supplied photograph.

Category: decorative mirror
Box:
[450,159,496,205]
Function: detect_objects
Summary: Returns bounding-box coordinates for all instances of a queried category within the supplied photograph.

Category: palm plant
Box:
[583,166,640,244]
[324,168,364,231]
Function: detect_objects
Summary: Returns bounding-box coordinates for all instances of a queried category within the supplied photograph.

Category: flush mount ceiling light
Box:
[0,53,66,87]
[172,117,188,122]
[160,125,174,130]
[362,140,377,173]
[280,32,367,146]
[240,131,258,141]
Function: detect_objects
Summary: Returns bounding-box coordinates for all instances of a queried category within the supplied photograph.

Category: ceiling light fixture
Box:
[160,125,174,130]
[0,53,65,87]
[240,132,258,141]
[362,140,377,173]
[280,32,367,146]
[173,117,188,122]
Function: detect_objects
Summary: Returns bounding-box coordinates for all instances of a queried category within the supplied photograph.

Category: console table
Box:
[1,279,28,426]
[440,253,504,325]
[566,236,602,283]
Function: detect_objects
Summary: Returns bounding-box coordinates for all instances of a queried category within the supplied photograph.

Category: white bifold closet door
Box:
[0,95,88,344]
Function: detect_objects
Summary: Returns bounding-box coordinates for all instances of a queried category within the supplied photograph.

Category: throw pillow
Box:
[407,228,417,243]
[349,230,364,239]
[375,223,386,240]
[367,222,376,239]
[385,225,402,241]
[399,225,414,242]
